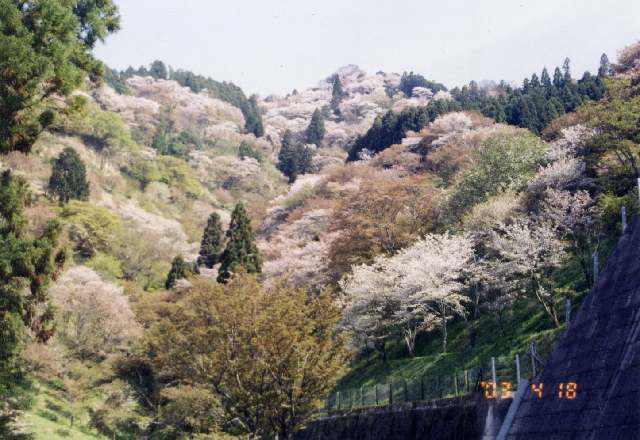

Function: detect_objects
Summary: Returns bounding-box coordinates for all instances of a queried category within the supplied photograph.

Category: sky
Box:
[95,0,640,96]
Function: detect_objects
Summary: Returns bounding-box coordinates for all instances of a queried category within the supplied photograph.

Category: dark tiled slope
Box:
[507,217,640,440]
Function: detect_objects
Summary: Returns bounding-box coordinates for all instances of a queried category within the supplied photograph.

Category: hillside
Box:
[1,3,640,438]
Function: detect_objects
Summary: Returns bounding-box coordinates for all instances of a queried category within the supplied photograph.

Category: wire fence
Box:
[324,339,554,413]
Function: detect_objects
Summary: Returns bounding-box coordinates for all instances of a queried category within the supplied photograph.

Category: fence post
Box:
[593,252,599,285]
[622,206,627,232]
[491,357,497,399]
[464,370,469,392]
[530,342,537,377]
[403,379,408,402]
[336,391,340,411]
[375,384,379,406]
[565,298,572,327]
[515,354,521,385]
[454,373,459,396]
[389,383,393,405]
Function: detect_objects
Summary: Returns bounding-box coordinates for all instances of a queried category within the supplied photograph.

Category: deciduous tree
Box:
[148,276,348,438]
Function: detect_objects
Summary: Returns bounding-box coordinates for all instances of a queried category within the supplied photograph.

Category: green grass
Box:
[20,378,106,440]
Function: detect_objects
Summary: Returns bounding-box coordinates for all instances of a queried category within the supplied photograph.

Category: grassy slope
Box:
[20,378,105,440]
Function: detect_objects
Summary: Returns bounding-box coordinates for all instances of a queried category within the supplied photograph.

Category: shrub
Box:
[60,201,123,258]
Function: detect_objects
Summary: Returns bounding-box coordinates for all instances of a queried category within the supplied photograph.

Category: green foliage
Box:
[166,255,188,289]
[198,213,224,269]
[399,71,447,97]
[0,0,120,154]
[148,276,348,438]
[446,131,548,220]
[48,148,90,204]
[86,252,124,280]
[60,201,122,259]
[124,155,203,197]
[217,203,261,283]
[0,170,65,380]
[283,183,320,210]
[578,79,640,192]
[60,101,139,154]
[104,66,129,95]
[306,109,326,145]
[237,141,262,163]
[277,130,314,183]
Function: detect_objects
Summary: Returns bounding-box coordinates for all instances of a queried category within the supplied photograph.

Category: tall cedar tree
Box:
[306,109,326,145]
[48,148,90,203]
[1,171,65,375]
[217,203,261,282]
[330,74,345,115]
[0,0,120,154]
[278,130,313,183]
[166,255,188,289]
[198,213,224,268]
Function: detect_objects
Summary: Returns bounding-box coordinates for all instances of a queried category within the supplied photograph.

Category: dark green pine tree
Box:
[1,171,65,377]
[48,147,90,204]
[330,74,345,115]
[553,67,564,88]
[598,53,611,77]
[217,203,262,283]
[278,130,298,183]
[306,109,326,145]
[198,212,224,268]
[541,68,552,90]
[149,60,168,79]
[166,255,188,289]
[562,58,572,83]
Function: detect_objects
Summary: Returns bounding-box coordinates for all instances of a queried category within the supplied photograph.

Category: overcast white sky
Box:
[95,0,640,96]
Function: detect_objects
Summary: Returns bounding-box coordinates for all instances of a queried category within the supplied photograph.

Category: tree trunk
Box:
[441,306,448,353]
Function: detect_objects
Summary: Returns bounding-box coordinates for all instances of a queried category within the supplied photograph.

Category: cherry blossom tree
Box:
[341,232,474,355]
[482,219,566,327]
[540,188,601,287]
[50,266,141,356]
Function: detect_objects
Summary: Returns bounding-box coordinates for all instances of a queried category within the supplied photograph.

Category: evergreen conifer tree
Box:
[330,74,345,115]
[0,0,120,154]
[541,68,552,89]
[150,60,168,79]
[306,109,326,145]
[562,58,572,83]
[1,171,65,376]
[48,148,90,204]
[217,203,262,283]
[166,255,188,289]
[278,130,298,183]
[598,53,611,77]
[198,213,224,268]
[553,67,564,88]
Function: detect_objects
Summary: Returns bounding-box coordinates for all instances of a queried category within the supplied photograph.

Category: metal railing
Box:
[324,341,551,413]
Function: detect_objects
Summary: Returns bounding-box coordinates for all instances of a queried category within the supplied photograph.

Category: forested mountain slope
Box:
[2,2,640,437]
